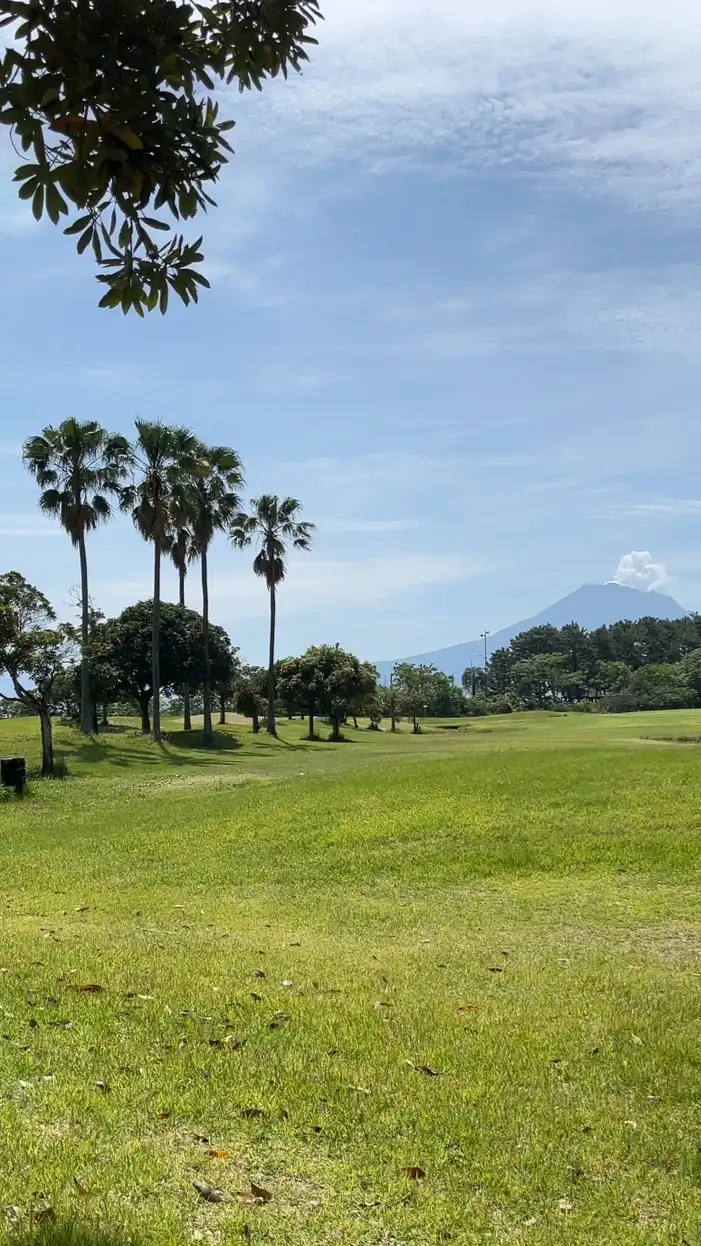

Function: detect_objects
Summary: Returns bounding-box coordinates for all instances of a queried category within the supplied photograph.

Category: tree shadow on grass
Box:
[6,1220,144,1246]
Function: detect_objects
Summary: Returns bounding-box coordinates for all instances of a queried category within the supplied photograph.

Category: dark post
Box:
[1,757,27,796]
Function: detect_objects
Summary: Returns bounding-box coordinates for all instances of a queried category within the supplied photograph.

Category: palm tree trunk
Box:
[179,565,192,732]
[201,549,213,744]
[152,536,162,742]
[78,532,93,735]
[267,583,277,736]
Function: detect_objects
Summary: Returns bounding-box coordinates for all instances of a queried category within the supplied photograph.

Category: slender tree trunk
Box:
[331,713,341,742]
[252,709,260,734]
[308,711,314,738]
[201,549,213,744]
[267,583,277,736]
[219,695,226,726]
[179,565,192,732]
[139,695,151,736]
[102,703,109,728]
[78,532,93,735]
[152,537,162,742]
[39,707,55,777]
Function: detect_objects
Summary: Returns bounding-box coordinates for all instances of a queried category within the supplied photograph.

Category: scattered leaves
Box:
[193,1180,226,1205]
[209,1035,247,1051]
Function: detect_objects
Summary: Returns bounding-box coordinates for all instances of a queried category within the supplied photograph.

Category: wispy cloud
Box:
[0,514,62,537]
[94,553,475,622]
[612,500,701,519]
[320,518,425,534]
[229,0,701,219]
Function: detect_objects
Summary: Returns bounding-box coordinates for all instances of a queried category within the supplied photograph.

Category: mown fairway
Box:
[1,711,701,1245]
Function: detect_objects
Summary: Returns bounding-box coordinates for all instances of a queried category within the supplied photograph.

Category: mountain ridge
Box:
[376,582,689,683]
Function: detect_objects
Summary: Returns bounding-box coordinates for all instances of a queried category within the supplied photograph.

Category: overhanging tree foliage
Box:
[0,0,322,314]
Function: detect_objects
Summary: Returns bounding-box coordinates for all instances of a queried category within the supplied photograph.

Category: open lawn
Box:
[2,710,701,1244]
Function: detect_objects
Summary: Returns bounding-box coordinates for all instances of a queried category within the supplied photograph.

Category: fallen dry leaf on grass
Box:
[457,1004,480,1014]
[73,1176,90,1195]
[95,1081,110,1093]
[409,1062,443,1077]
[488,967,504,974]
[250,992,264,1003]
[204,1149,231,1159]
[70,984,103,994]
[193,1179,226,1205]
[252,970,267,980]
[373,1000,392,1011]
[233,1183,272,1207]
[241,1107,268,1121]
[157,1111,171,1120]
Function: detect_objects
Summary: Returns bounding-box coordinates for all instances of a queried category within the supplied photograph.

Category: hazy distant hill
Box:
[376,582,689,683]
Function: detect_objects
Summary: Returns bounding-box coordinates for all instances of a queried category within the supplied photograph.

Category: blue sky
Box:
[2,0,701,665]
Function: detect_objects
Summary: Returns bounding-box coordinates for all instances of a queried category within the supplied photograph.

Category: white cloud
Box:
[229,0,701,218]
[612,550,670,592]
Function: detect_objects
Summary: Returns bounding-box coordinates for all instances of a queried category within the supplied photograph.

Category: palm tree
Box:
[22,418,131,735]
[166,524,196,731]
[177,445,243,744]
[125,421,199,742]
[231,495,315,737]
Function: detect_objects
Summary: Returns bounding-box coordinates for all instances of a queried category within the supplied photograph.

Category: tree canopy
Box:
[0,0,322,314]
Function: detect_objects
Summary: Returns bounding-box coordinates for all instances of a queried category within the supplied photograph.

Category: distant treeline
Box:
[466,615,701,713]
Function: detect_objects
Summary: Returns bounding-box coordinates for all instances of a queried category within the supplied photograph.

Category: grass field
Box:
[2,710,701,1245]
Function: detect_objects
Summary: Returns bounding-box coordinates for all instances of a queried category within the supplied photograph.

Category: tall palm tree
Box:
[125,421,199,742]
[231,495,315,737]
[22,418,131,735]
[166,523,196,731]
[177,445,244,744]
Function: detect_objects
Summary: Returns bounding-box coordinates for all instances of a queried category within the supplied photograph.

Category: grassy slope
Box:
[1,712,701,1244]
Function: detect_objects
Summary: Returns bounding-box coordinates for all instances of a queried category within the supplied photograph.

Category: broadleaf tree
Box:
[0,0,322,314]
[0,572,74,775]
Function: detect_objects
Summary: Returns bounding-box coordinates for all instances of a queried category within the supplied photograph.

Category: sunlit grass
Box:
[1,710,701,1243]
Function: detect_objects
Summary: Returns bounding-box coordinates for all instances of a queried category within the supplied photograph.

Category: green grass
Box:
[2,710,701,1244]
